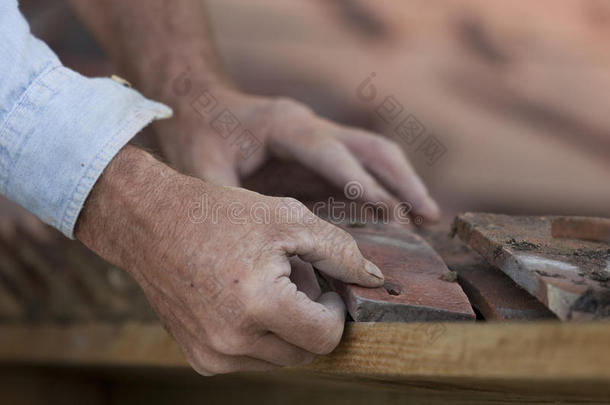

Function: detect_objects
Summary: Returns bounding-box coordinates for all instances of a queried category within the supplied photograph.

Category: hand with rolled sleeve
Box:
[0,0,385,375]
[75,145,384,374]
[0,0,171,237]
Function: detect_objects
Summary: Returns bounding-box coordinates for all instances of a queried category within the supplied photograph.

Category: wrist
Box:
[74,145,192,271]
[149,83,247,158]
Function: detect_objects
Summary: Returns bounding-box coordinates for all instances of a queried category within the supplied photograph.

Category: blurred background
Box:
[16,0,610,220]
[1,0,609,403]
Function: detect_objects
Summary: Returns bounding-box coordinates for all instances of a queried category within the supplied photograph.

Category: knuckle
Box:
[343,231,358,246]
[312,137,343,156]
[333,228,358,251]
[372,136,402,156]
[279,196,300,205]
[276,277,299,301]
[319,228,361,273]
[275,197,317,229]
[278,197,306,212]
[263,97,316,141]
[271,97,312,119]
[317,224,353,255]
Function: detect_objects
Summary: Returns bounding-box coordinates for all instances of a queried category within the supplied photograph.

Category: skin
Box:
[66,0,440,374]
[75,145,384,375]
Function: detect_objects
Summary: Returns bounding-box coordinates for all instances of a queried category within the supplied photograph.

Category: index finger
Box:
[284,214,384,287]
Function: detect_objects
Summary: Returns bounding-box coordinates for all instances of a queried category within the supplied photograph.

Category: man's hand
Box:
[67,0,440,223]
[154,87,441,222]
[75,145,384,375]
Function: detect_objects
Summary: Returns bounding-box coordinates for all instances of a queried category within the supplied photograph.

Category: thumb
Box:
[288,216,385,287]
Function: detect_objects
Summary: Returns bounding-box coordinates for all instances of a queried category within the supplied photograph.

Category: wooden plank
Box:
[454,213,610,320]
[424,229,557,320]
[327,224,475,322]
[1,321,610,399]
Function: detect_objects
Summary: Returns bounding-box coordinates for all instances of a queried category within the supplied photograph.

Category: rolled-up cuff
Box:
[0,65,172,238]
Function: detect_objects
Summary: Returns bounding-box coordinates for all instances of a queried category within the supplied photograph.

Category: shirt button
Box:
[110,74,132,88]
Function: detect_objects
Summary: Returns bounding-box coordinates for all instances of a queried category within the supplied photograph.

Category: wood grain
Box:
[3,318,610,401]
[1,321,609,384]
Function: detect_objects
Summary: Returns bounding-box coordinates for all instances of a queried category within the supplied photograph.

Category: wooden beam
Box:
[1,321,609,383]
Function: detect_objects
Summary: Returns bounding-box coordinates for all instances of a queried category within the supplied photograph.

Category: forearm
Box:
[74,145,195,275]
[67,0,232,99]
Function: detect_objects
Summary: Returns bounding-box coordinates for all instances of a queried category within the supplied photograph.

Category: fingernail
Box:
[365,260,384,280]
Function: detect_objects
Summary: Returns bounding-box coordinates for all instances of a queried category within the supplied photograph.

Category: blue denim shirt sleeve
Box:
[0,0,173,239]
